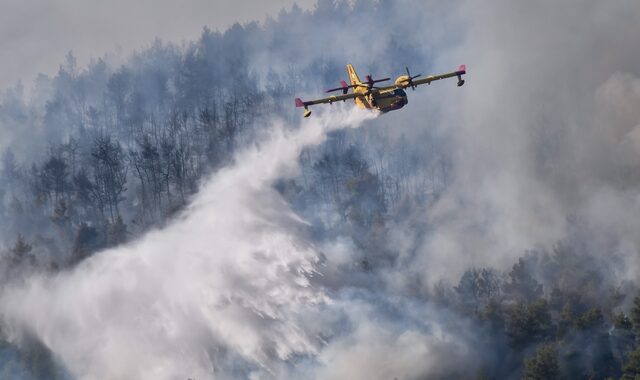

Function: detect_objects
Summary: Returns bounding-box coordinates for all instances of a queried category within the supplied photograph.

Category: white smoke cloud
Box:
[393,0,640,287]
[310,296,481,380]
[0,107,378,379]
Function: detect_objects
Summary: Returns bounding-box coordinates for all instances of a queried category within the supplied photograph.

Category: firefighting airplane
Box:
[295,64,466,117]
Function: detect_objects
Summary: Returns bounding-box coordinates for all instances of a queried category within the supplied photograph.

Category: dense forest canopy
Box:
[1,0,640,379]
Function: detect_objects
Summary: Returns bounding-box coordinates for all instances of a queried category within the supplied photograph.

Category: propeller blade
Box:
[404,67,420,90]
[355,83,381,89]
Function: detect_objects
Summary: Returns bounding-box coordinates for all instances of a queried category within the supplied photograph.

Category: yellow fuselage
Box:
[346,64,408,113]
[353,87,408,113]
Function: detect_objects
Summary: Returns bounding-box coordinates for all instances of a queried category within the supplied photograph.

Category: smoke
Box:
[393,0,640,287]
[0,107,379,379]
[2,0,640,378]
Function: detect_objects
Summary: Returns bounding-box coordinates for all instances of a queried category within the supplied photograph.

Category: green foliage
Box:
[505,257,543,302]
[456,268,502,313]
[575,308,605,331]
[631,297,640,337]
[615,312,634,331]
[480,299,505,332]
[506,299,554,347]
[558,303,575,337]
[622,347,640,380]
[523,344,561,380]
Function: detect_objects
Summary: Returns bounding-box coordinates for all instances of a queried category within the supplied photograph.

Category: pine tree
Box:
[9,234,34,267]
[631,296,640,338]
[621,347,640,380]
[523,344,560,380]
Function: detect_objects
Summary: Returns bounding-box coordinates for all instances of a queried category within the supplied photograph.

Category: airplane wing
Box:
[378,65,467,91]
[295,93,362,117]
[412,64,466,87]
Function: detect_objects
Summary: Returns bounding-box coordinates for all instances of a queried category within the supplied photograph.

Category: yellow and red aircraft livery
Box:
[295,64,466,117]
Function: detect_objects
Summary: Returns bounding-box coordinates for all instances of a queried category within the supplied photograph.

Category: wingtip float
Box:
[295,63,467,118]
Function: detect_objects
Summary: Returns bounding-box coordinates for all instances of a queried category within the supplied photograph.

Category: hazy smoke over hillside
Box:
[0,107,482,379]
[1,0,640,379]
[412,0,640,282]
[1,108,378,379]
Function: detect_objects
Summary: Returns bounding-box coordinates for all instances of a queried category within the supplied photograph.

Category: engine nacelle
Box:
[395,75,411,88]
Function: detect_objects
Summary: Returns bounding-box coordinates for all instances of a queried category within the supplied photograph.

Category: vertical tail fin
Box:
[346,64,361,86]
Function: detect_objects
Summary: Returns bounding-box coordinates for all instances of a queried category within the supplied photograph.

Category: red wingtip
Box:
[458,64,466,73]
[295,98,304,108]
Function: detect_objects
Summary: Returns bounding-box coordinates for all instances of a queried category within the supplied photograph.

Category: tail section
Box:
[346,64,361,86]
[346,63,371,110]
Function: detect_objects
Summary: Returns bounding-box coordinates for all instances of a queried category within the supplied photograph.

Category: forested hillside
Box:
[2,1,640,379]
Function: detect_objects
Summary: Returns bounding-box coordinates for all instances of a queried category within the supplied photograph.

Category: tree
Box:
[523,344,560,380]
[106,216,127,246]
[631,296,640,338]
[575,308,604,331]
[9,234,35,267]
[41,155,69,203]
[71,223,103,264]
[197,106,221,163]
[506,300,554,347]
[91,136,127,222]
[456,268,502,313]
[615,312,634,331]
[612,313,636,377]
[106,67,132,138]
[622,347,640,380]
[505,257,543,303]
[130,136,163,217]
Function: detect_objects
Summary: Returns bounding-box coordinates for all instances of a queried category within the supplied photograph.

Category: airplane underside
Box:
[378,97,408,113]
[358,90,408,113]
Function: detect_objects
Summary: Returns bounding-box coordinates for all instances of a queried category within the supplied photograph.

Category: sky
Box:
[0,0,314,91]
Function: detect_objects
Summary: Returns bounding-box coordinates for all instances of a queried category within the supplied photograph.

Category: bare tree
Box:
[90,136,127,223]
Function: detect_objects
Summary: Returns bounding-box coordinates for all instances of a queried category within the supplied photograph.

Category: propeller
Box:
[363,74,391,90]
[405,67,422,90]
[326,80,354,95]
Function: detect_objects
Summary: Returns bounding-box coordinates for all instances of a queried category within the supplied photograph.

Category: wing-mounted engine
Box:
[395,67,422,90]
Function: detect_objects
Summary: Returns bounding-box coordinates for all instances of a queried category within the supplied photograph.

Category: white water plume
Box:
[0,107,375,380]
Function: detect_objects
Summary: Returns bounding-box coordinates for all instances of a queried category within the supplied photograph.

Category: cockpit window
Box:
[394,89,407,97]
